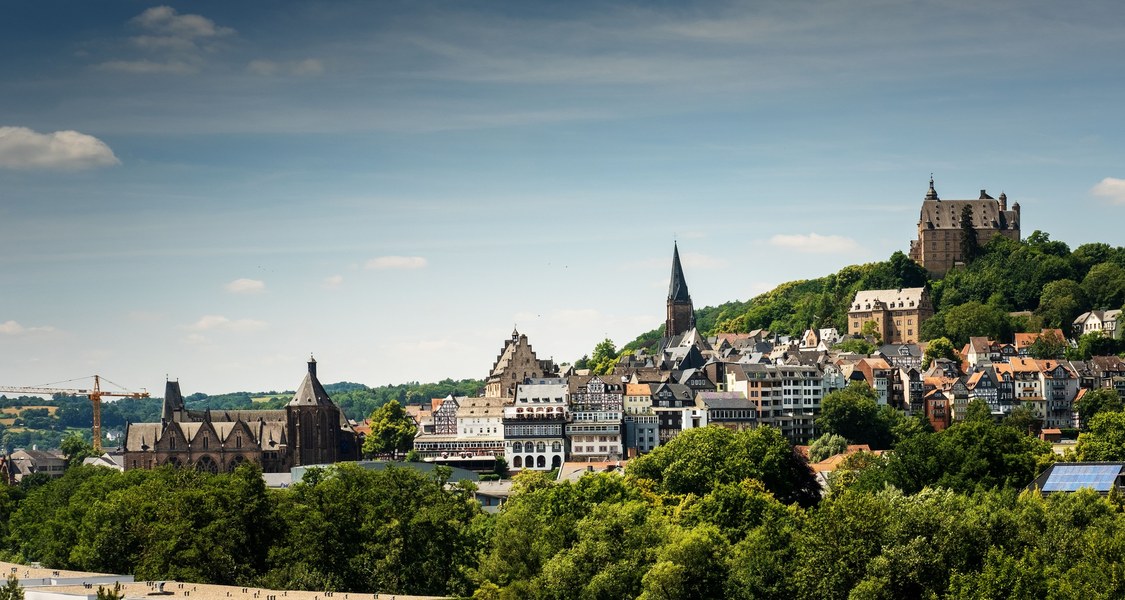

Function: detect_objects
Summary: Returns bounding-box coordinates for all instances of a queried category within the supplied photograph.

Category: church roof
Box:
[668,243,691,303]
[288,357,333,407]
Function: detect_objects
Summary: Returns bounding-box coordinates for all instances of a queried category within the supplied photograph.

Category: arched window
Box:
[513,441,523,453]
[552,441,562,453]
[525,455,534,469]
[195,455,218,474]
[228,455,246,473]
[552,455,562,469]
[536,455,546,468]
[512,455,523,468]
[536,442,546,453]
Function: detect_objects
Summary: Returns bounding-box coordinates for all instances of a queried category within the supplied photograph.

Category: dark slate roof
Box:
[668,243,691,303]
[289,359,333,407]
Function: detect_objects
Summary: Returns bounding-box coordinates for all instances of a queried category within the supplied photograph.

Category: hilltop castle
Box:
[908,178,1021,275]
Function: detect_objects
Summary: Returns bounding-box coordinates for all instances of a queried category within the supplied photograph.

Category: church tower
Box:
[666,243,695,337]
[286,356,359,466]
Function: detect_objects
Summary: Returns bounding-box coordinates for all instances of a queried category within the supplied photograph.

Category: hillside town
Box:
[394,181,1119,472]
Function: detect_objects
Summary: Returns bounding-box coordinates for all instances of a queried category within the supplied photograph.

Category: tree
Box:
[1073,331,1122,360]
[1037,279,1087,331]
[96,583,121,600]
[834,337,875,355]
[964,398,993,423]
[1081,262,1125,310]
[60,431,95,467]
[1074,411,1125,461]
[922,337,958,370]
[588,339,620,375]
[942,301,1010,347]
[860,321,882,344]
[1077,388,1124,432]
[959,205,982,264]
[0,575,23,600]
[807,433,849,462]
[1027,330,1067,359]
[362,400,418,458]
[627,426,819,507]
[816,382,893,449]
[1002,406,1041,436]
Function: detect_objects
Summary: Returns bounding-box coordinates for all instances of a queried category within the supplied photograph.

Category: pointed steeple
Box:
[665,242,695,338]
[668,243,691,303]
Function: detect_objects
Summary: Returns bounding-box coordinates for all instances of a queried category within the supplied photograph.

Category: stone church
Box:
[123,358,360,473]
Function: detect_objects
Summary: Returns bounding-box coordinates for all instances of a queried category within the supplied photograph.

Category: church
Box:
[123,357,361,473]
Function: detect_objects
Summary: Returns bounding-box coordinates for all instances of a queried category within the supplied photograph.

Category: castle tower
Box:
[666,243,695,337]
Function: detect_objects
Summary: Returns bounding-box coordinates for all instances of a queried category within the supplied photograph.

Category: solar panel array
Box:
[1041,464,1122,492]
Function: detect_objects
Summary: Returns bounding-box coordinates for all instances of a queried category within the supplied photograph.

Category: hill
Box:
[0,378,483,451]
[623,231,1125,354]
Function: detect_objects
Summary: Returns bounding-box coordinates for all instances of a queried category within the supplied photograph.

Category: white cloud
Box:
[0,126,120,170]
[248,58,325,76]
[1092,177,1125,205]
[188,315,268,332]
[0,320,56,335]
[365,256,428,270]
[96,59,199,74]
[97,6,233,75]
[769,233,862,254]
[131,6,233,41]
[323,275,344,288]
[224,278,266,294]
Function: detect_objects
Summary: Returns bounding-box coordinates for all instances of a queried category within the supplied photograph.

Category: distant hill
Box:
[0,378,484,451]
[624,231,1125,353]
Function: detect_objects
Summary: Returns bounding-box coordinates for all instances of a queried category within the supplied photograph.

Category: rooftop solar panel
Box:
[1041,464,1122,492]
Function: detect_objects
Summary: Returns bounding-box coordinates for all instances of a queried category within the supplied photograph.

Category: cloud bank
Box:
[225,278,266,294]
[366,256,428,270]
[0,320,56,335]
[769,233,861,254]
[1092,177,1125,205]
[188,315,268,332]
[0,126,120,170]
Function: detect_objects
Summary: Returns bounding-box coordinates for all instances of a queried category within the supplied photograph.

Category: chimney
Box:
[308,354,317,377]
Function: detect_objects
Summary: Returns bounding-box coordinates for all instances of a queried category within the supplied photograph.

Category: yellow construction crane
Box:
[0,375,150,452]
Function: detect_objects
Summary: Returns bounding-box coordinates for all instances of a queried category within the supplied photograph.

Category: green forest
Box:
[621,232,1125,356]
[9,402,1125,599]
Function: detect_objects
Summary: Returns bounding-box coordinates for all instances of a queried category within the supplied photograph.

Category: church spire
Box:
[668,242,691,303]
[666,242,695,337]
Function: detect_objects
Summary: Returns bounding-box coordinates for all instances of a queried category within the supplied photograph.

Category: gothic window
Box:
[195,455,218,474]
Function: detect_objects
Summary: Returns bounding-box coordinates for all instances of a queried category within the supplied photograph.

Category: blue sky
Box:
[2,0,1124,394]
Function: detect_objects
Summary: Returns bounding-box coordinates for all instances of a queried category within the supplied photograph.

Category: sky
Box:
[2,0,1125,395]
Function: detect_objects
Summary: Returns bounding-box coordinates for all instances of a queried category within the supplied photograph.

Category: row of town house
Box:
[408,240,1125,472]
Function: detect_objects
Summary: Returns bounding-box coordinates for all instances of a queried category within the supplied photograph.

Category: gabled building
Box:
[484,329,558,398]
[847,288,933,344]
[1074,310,1122,340]
[566,375,624,461]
